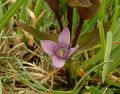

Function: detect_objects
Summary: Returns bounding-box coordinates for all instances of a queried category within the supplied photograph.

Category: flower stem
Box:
[65,60,76,88]
[45,0,63,31]
[67,5,73,33]
[55,12,63,32]
[72,19,84,47]
[65,69,75,88]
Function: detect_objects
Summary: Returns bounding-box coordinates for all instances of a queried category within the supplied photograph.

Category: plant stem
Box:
[55,12,63,31]
[45,0,63,31]
[67,5,73,33]
[72,19,84,47]
[65,69,75,88]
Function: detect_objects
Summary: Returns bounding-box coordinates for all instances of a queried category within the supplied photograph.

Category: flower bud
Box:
[77,0,100,19]
[66,0,92,7]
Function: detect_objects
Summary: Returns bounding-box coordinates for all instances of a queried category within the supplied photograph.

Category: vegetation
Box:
[0,0,120,94]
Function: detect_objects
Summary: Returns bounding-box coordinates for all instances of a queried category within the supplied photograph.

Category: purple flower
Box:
[40,28,79,68]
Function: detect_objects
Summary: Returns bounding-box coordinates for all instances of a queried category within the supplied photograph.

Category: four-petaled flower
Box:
[40,28,79,68]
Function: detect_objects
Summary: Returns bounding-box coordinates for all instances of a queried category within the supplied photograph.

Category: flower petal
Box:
[58,27,70,47]
[52,56,65,68]
[40,40,57,55]
[68,45,79,57]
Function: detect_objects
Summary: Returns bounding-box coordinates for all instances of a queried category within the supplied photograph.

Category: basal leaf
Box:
[78,20,111,50]
[16,22,57,43]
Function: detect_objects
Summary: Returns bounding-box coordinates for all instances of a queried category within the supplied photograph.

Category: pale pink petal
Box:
[58,27,70,47]
[52,56,66,68]
[68,45,79,58]
[41,40,57,55]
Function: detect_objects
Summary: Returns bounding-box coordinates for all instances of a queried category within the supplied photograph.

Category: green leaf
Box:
[102,31,112,83]
[109,46,120,72]
[20,0,30,23]
[0,0,3,18]
[110,0,119,31]
[106,79,120,88]
[98,20,106,52]
[78,20,111,50]
[86,86,102,94]
[72,61,114,94]
[34,0,44,16]
[70,60,78,79]
[0,79,2,94]
[80,18,120,71]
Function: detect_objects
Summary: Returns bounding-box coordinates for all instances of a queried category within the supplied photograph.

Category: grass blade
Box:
[0,0,26,31]
[0,79,2,94]
[102,31,112,83]
[86,86,101,94]
[72,60,114,93]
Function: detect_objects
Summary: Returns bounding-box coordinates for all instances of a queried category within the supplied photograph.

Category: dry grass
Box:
[0,27,64,94]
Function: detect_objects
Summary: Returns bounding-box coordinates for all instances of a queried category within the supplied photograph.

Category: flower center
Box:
[55,47,68,58]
